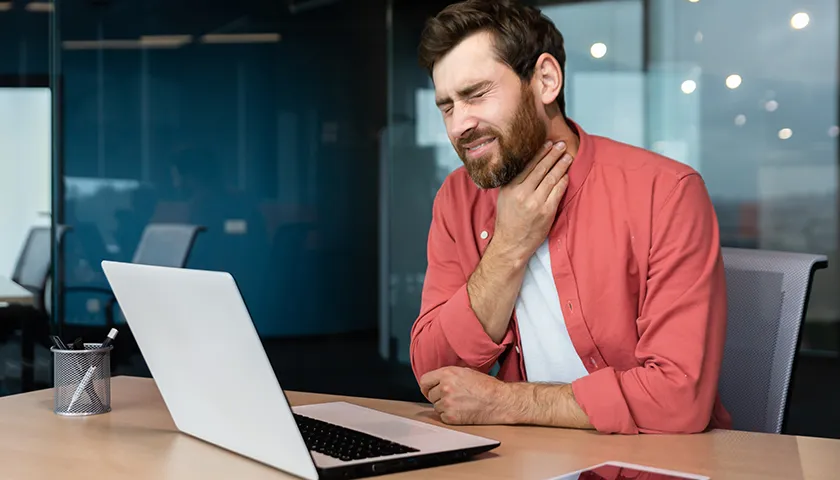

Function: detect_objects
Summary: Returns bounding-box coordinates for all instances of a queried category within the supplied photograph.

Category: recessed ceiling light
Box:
[791,12,810,29]
[778,128,793,140]
[725,74,742,89]
[734,114,746,126]
[765,100,779,112]
[828,126,839,137]
[590,42,607,59]
[681,80,697,94]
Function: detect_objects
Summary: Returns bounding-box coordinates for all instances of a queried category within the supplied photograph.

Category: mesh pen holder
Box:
[51,343,113,416]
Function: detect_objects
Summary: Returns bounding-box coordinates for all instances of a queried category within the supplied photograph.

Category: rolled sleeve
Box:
[572,367,638,434]
[410,181,513,381]
[439,284,515,366]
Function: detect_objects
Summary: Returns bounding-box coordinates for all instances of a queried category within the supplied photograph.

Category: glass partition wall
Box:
[383,0,840,362]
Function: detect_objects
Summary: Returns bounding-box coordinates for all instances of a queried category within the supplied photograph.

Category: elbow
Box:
[408,320,453,383]
[662,409,710,434]
[649,393,712,434]
[409,335,434,383]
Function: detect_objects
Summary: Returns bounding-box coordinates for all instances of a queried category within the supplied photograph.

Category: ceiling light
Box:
[139,35,192,48]
[590,43,607,59]
[681,80,697,94]
[725,74,742,89]
[734,114,746,126]
[63,40,142,50]
[829,126,839,137]
[25,1,52,12]
[688,0,699,3]
[200,33,282,44]
[694,31,703,43]
[0,2,12,12]
[778,128,793,140]
[63,36,192,50]
[791,12,810,29]
[765,100,779,112]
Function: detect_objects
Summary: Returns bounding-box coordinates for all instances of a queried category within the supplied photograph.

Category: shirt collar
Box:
[562,118,595,209]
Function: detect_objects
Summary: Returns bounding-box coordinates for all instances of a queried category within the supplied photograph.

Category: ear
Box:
[532,53,563,106]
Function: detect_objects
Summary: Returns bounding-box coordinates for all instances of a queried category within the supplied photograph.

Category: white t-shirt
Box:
[515,239,589,383]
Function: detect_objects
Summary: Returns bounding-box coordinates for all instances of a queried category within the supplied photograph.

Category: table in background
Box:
[0,275,32,305]
[0,275,38,392]
[1,376,838,479]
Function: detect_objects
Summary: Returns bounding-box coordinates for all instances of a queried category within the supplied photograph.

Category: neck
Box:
[545,116,579,157]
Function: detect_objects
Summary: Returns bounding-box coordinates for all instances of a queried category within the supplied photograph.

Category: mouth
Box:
[463,137,497,158]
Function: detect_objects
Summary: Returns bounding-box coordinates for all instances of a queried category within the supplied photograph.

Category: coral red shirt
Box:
[410,121,732,434]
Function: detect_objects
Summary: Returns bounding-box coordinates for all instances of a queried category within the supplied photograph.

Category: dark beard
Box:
[456,83,547,189]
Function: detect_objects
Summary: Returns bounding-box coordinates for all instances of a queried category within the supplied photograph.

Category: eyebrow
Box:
[435,80,493,107]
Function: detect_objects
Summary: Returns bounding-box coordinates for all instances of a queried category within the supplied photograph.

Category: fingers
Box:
[419,370,442,398]
[534,152,573,202]
[545,172,571,209]
[519,141,566,190]
[512,141,555,185]
[427,385,442,404]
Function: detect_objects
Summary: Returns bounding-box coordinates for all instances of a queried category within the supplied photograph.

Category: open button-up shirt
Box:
[410,121,732,434]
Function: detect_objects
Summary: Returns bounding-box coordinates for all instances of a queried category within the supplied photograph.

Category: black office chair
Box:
[61,223,204,368]
[0,225,70,392]
[63,223,205,326]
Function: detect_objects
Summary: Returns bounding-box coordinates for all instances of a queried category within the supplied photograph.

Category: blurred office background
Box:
[0,0,837,438]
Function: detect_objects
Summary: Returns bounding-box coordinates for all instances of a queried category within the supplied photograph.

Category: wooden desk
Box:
[0,275,32,305]
[2,377,838,479]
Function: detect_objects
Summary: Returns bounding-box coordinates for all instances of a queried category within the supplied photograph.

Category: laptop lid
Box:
[101,260,319,480]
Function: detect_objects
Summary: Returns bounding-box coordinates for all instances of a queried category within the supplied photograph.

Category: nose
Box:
[450,104,479,140]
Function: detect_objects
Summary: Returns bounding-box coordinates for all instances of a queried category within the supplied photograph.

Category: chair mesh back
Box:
[12,227,53,291]
[719,247,827,433]
[131,223,203,268]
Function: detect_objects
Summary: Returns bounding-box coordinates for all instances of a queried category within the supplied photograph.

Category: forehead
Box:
[432,31,513,96]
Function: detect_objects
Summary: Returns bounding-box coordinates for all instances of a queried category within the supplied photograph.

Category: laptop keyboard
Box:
[294,413,420,462]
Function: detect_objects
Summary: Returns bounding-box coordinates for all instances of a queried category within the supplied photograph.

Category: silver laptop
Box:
[101,260,500,480]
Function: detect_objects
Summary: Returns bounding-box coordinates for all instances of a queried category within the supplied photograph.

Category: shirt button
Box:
[480,230,489,240]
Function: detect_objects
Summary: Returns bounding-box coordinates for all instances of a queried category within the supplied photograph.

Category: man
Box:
[410,0,732,435]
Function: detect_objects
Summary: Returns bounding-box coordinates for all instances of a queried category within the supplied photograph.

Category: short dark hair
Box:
[418,0,567,117]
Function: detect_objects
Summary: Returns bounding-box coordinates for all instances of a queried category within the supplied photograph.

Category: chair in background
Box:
[61,223,204,369]
[718,247,828,434]
[0,225,70,392]
[63,223,205,327]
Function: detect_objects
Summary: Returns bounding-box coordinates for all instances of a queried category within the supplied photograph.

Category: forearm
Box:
[466,240,528,343]
[500,382,593,429]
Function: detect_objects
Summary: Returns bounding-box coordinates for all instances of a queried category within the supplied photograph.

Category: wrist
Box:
[494,382,534,424]
[484,238,529,272]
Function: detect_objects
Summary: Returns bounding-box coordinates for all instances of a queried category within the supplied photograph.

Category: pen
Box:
[67,329,118,411]
[50,335,68,350]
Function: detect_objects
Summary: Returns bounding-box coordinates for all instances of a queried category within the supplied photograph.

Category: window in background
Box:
[0,85,52,276]
[541,1,645,148]
[648,0,839,351]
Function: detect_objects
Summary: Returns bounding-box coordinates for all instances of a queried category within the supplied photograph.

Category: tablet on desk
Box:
[551,461,709,480]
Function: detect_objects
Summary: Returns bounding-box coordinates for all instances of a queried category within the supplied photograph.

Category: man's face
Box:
[433,32,547,189]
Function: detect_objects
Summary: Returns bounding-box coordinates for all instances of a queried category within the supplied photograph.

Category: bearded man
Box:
[410,0,732,435]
